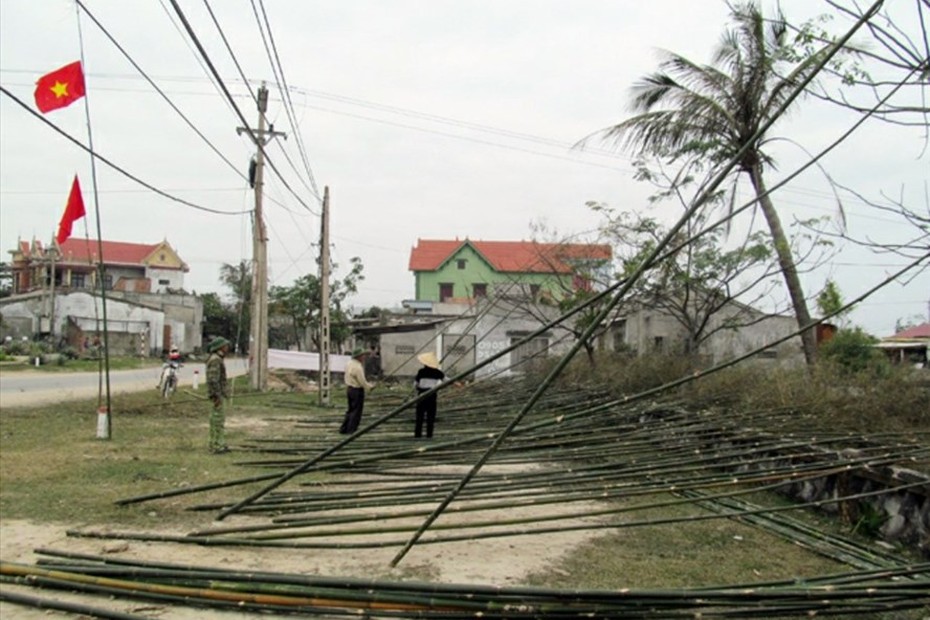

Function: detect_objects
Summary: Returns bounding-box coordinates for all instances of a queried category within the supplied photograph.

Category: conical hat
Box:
[417,352,440,369]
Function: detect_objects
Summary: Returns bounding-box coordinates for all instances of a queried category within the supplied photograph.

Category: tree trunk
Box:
[749,166,817,366]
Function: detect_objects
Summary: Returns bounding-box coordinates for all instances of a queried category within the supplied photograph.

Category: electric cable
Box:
[253,0,321,199]
[75,0,247,184]
[166,0,318,215]
[0,85,249,216]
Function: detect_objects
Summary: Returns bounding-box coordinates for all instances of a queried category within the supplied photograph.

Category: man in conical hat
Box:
[413,351,445,438]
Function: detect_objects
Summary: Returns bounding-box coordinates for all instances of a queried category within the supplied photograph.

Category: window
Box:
[510,336,549,368]
[439,283,453,302]
[158,279,170,286]
[653,336,664,352]
[472,283,487,298]
[103,275,113,290]
[456,259,467,270]
[529,284,540,298]
[612,319,627,351]
[71,273,86,289]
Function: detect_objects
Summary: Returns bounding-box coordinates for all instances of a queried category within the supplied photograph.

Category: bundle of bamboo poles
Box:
[2,550,928,618]
[5,377,914,618]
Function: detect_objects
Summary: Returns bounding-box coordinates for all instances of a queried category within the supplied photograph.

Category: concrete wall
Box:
[146,267,185,293]
[381,328,441,377]
[378,299,571,380]
[609,304,804,365]
[0,290,165,355]
[108,291,202,353]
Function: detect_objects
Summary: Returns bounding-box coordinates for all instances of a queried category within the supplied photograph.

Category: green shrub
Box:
[819,327,889,375]
[3,339,31,356]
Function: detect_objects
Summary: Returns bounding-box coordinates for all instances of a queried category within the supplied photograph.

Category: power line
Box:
[200,0,322,208]
[200,0,258,106]
[0,85,249,216]
[75,0,248,185]
[253,0,321,199]
[165,0,319,216]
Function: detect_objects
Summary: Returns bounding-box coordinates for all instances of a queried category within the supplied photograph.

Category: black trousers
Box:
[414,392,438,438]
[340,387,365,434]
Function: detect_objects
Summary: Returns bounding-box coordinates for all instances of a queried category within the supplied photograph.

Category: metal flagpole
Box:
[74,2,112,438]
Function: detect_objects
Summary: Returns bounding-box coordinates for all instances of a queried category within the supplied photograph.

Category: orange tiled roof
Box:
[20,239,161,266]
[409,239,611,274]
[891,322,930,339]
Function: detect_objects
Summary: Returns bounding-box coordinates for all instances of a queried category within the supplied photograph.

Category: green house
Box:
[408,238,612,303]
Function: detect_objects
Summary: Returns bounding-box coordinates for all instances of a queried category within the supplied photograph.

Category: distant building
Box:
[8,237,189,295]
[408,238,612,303]
[2,238,200,354]
[876,322,930,368]
[601,297,804,365]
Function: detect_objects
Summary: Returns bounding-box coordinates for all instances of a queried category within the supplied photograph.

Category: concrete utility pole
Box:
[238,84,285,391]
[47,239,57,337]
[319,186,331,406]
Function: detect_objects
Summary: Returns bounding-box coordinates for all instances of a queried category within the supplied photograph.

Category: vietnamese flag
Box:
[34,61,85,113]
[56,175,86,244]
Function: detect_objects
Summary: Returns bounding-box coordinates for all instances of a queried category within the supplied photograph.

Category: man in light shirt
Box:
[339,348,375,434]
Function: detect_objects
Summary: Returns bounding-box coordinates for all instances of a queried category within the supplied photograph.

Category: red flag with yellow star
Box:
[34,61,85,113]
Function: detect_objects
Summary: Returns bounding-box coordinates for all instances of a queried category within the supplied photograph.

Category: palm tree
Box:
[594,2,822,365]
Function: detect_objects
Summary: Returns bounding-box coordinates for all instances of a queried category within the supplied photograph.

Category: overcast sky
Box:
[1,0,927,336]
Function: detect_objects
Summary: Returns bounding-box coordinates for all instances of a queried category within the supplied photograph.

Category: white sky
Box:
[1,0,927,337]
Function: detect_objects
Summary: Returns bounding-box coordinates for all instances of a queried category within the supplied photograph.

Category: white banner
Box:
[268,349,350,372]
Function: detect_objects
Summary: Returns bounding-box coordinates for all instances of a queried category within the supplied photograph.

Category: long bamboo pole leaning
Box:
[389,0,891,567]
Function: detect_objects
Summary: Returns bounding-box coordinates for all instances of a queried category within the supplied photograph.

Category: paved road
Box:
[0,357,249,408]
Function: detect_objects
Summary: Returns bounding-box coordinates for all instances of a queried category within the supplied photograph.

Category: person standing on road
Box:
[413,352,445,439]
[339,348,375,434]
[206,336,231,453]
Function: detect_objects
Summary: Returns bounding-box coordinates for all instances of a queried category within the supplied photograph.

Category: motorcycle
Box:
[159,360,181,399]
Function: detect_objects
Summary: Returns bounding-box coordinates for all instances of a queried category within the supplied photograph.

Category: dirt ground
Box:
[0,472,608,618]
[1,378,609,617]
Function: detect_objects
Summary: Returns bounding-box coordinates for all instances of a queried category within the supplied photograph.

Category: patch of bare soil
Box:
[1,465,608,618]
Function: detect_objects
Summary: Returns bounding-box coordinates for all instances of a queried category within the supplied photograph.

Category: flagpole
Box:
[75,2,112,438]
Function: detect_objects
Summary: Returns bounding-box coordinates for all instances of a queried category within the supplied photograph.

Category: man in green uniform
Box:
[206,336,231,453]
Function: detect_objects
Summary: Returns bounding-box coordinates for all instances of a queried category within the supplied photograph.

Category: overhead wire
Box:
[252,0,322,200]
[200,0,320,285]
[199,0,258,106]
[75,0,246,184]
[0,86,249,216]
[165,0,318,216]
[201,0,322,208]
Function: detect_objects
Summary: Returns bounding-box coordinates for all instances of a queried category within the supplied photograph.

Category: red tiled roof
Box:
[19,239,161,266]
[56,239,160,265]
[892,322,930,339]
[409,239,612,274]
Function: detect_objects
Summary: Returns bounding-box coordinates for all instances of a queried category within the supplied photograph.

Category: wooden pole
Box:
[319,186,331,406]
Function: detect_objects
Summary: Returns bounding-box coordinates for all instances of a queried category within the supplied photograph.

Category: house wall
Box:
[0,290,165,355]
[381,328,441,377]
[382,300,571,379]
[105,266,146,287]
[609,305,803,365]
[109,291,202,353]
[415,244,569,302]
[703,311,802,363]
[145,267,185,293]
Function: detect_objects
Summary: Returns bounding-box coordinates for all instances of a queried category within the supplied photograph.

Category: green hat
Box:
[208,336,231,353]
[351,347,365,358]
